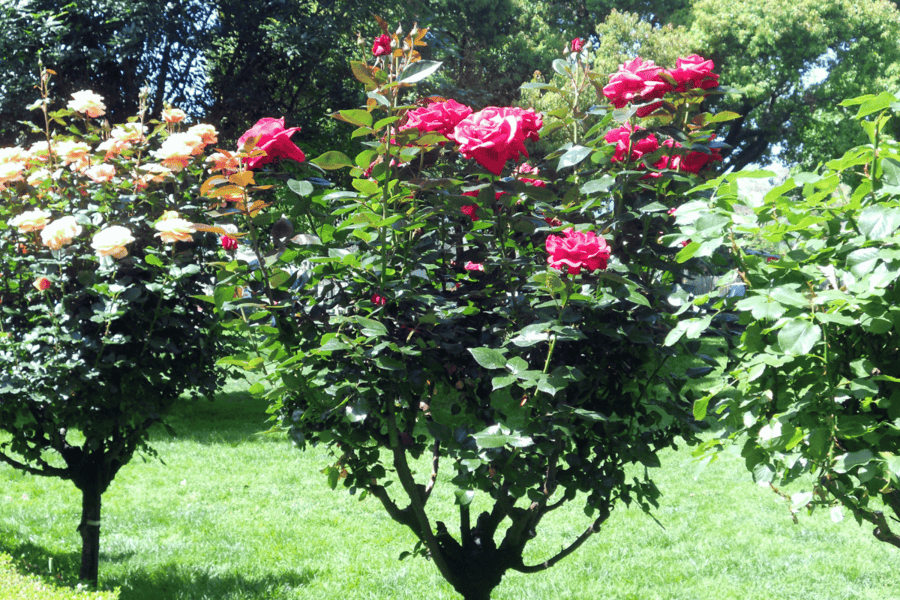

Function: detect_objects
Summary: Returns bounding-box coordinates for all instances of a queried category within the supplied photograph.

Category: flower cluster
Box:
[401,99,472,138]
[605,124,722,174]
[603,55,718,117]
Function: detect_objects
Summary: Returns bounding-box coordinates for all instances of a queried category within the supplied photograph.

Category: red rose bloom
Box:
[604,123,661,165]
[571,38,585,53]
[372,34,392,57]
[666,55,719,92]
[371,293,387,305]
[402,99,473,137]
[237,117,306,169]
[220,235,238,251]
[602,57,672,109]
[452,106,543,175]
[546,229,610,275]
[460,204,479,221]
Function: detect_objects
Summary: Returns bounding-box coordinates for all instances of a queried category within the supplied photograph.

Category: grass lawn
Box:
[2,372,898,599]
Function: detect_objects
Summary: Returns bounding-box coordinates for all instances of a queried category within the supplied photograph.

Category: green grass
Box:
[2,374,899,599]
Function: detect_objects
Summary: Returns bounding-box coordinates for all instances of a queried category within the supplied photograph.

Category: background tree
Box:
[0,0,214,145]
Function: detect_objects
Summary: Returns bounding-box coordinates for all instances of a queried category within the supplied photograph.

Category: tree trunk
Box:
[77,480,103,586]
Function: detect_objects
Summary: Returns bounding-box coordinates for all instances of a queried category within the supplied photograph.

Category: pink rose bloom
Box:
[546,229,610,275]
[571,38,585,53]
[402,99,473,137]
[603,58,671,108]
[237,117,306,169]
[68,90,106,118]
[41,216,82,250]
[372,34,392,57]
[666,55,719,92]
[371,293,387,305]
[520,178,546,187]
[33,277,51,291]
[464,261,484,271]
[452,106,543,175]
[10,209,51,233]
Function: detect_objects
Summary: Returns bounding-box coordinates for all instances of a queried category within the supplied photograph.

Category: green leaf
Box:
[777,319,821,356]
[354,316,387,337]
[336,109,373,127]
[398,60,443,83]
[288,179,315,197]
[847,248,880,278]
[472,424,533,449]
[703,111,742,124]
[144,254,164,267]
[856,91,897,118]
[557,145,592,170]
[551,58,570,76]
[581,176,615,195]
[838,450,874,472]
[735,295,786,320]
[469,347,507,370]
[858,204,900,240]
[312,151,354,170]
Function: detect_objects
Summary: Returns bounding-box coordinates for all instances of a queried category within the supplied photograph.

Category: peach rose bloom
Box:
[154,211,194,243]
[10,209,52,233]
[68,90,106,118]
[41,216,83,250]
[187,124,218,146]
[27,168,51,187]
[162,107,186,123]
[206,152,241,173]
[55,140,91,168]
[91,225,135,259]
[152,134,202,170]
[0,161,25,190]
[85,164,116,183]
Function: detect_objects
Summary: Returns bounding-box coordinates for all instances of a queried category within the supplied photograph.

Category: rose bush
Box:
[0,73,232,586]
[202,19,727,600]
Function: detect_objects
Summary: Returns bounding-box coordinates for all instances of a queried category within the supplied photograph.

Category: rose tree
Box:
[205,21,727,600]
[0,74,231,586]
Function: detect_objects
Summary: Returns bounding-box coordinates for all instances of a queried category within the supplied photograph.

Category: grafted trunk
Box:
[77,480,103,585]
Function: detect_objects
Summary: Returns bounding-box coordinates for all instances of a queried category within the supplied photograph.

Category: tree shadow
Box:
[148,388,277,446]
[0,536,315,599]
[110,562,316,600]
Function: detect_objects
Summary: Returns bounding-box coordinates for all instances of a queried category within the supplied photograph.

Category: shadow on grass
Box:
[0,536,315,600]
[111,562,315,600]
[148,388,277,446]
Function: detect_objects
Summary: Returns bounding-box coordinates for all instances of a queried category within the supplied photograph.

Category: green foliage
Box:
[685,91,900,548]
